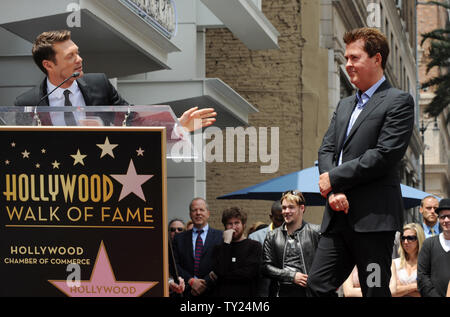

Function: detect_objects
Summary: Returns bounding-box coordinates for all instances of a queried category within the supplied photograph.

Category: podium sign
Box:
[0,126,168,297]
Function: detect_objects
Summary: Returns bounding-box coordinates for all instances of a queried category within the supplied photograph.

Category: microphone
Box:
[33,72,80,125]
[35,72,80,108]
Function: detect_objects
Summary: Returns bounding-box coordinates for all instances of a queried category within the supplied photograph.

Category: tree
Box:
[420,1,450,120]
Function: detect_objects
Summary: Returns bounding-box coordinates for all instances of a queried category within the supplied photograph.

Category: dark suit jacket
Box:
[172,226,223,294]
[14,73,128,125]
[318,80,414,233]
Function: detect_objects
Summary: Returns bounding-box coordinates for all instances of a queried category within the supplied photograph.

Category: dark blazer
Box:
[172,226,223,294]
[318,80,414,233]
[14,73,128,125]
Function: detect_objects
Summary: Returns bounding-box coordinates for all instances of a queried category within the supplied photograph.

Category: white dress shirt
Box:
[338,76,386,165]
[47,78,86,125]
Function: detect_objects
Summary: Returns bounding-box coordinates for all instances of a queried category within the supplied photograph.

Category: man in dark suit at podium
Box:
[307,27,415,297]
[14,29,216,129]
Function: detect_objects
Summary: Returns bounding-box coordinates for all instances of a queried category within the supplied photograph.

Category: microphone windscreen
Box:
[72,72,80,77]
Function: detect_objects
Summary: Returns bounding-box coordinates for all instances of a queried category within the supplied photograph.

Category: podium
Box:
[0,105,190,297]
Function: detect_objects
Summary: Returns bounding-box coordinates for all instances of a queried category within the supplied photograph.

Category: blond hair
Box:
[398,223,425,269]
[280,190,306,206]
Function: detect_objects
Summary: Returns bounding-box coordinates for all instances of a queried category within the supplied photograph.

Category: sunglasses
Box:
[400,235,417,242]
[282,190,305,204]
[439,214,450,220]
[170,227,184,233]
[283,190,301,196]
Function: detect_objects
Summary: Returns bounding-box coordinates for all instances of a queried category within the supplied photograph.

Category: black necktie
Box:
[63,90,77,126]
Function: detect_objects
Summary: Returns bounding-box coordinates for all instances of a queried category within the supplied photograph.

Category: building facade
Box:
[205,0,425,229]
[417,0,450,199]
[1,1,443,231]
[0,0,280,224]
[205,0,329,227]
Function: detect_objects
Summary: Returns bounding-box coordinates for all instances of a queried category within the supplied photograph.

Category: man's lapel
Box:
[76,77,92,105]
[37,78,52,125]
[37,78,49,106]
[187,230,194,260]
[337,96,357,154]
[201,230,211,258]
[343,81,391,147]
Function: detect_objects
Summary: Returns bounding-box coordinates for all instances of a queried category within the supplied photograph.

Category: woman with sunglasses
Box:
[392,223,425,297]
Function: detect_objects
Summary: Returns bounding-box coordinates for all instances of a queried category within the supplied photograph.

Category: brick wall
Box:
[417,1,448,90]
[204,0,304,230]
[203,0,329,231]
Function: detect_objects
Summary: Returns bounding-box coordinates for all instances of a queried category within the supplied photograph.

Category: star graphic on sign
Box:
[35,163,40,169]
[11,142,16,148]
[49,241,158,297]
[110,159,153,202]
[5,160,10,165]
[71,149,87,166]
[21,150,30,158]
[136,147,145,156]
[52,160,60,169]
[41,148,46,154]
[97,137,118,158]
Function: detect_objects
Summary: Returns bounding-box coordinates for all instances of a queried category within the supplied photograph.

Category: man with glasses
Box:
[168,218,186,296]
[263,190,320,297]
[418,198,450,297]
[419,196,441,238]
[169,218,185,241]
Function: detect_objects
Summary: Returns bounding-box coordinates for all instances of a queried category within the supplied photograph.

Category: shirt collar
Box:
[439,233,450,252]
[356,75,386,102]
[194,223,209,234]
[423,221,440,234]
[46,78,80,99]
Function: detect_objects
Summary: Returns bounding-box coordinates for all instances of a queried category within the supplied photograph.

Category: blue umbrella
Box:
[217,165,438,209]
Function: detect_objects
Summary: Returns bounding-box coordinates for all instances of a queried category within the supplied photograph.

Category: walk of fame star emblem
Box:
[49,241,158,297]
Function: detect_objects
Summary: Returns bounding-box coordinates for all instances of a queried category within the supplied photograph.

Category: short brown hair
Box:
[221,207,247,227]
[343,27,389,69]
[32,30,71,74]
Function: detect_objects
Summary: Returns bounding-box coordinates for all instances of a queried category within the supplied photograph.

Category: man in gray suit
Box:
[307,27,415,297]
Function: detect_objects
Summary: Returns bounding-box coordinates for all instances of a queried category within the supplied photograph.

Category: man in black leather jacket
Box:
[263,190,320,297]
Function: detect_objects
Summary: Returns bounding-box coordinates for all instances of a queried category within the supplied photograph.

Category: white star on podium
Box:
[97,137,118,158]
[71,149,87,166]
[110,159,153,202]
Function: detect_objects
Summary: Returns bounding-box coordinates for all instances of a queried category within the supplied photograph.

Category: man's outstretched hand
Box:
[179,107,217,132]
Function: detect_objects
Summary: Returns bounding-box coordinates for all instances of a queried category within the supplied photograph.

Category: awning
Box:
[199,0,279,50]
[118,78,258,127]
[217,165,440,209]
[0,0,180,77]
